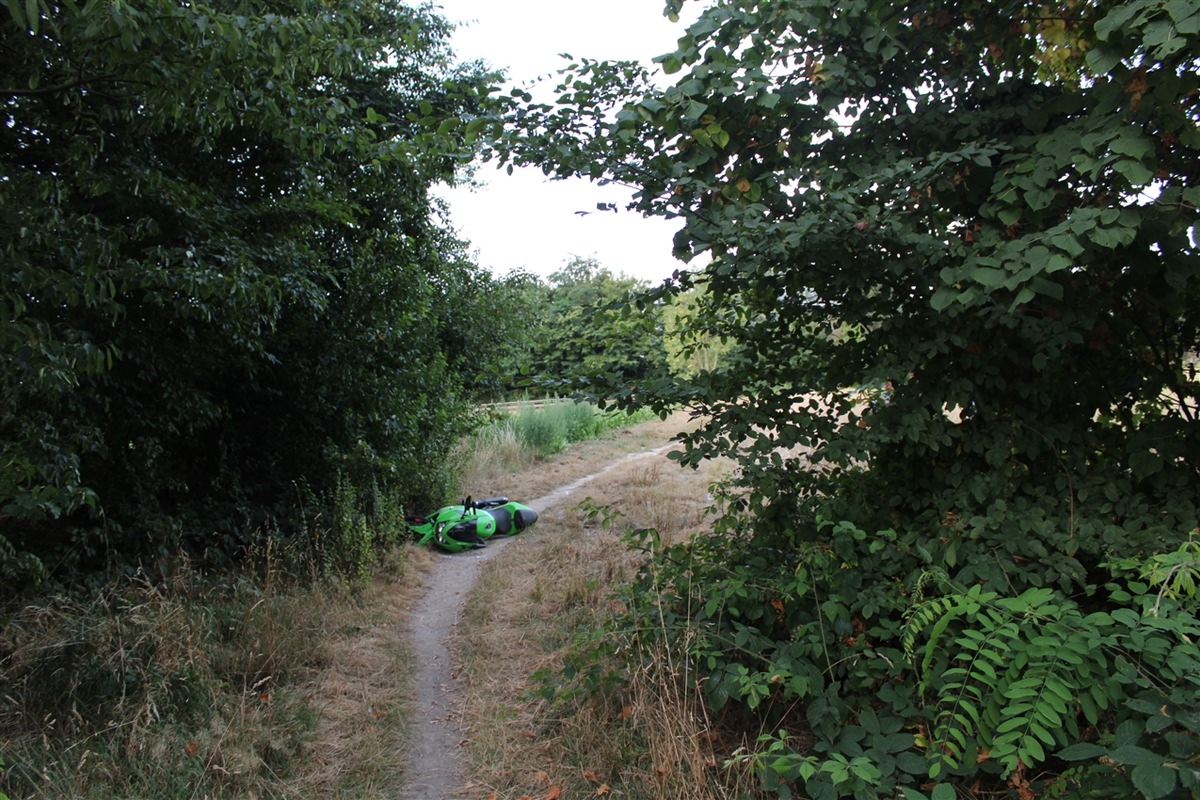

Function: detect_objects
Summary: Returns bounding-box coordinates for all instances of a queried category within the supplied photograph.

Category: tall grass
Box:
[0,475,414,800]
[457,400,656,489]
[0,567,324,798]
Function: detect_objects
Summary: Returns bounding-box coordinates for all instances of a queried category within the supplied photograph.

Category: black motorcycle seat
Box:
[474,496,509,508]
[487,507,514,536]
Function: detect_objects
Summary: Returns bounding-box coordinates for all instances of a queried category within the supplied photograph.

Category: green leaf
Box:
[969,266,1006,288]
[896,752,927,774]
[1044,253,1072,273]
[997,205,1023,225]
[1058,742,1106,761]
[1166,0,1199,25]
[1132,762,1178,799]
[1109,745,1163,767]
[930,784,957,800]
[1049,231,1084,257]
[1114,159,1155,186]
[1009,286,1036,309]
[879,732,915,753]
[1111,130,1153,160]
[930,286,957,311]
[25,0,39,34]
[1095,4,1139,40]
[6,0,29,30]
[1024,186,1054,210]
[654,53,684,74]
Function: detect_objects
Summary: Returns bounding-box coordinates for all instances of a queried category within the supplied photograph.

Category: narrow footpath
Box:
[397,444,674,800]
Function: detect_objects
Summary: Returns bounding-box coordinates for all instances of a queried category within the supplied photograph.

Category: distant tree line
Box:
[486,255,730,401]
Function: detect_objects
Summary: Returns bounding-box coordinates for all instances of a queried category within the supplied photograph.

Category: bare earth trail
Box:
[397,442,675,800]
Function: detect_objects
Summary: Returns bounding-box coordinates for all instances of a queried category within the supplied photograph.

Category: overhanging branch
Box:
[2,74,119,98]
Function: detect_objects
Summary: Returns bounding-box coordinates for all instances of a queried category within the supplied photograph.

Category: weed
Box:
[455,400,658,498]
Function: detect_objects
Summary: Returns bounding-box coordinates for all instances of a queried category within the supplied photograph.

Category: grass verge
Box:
[457,401,657,491]
[0,538,436,799]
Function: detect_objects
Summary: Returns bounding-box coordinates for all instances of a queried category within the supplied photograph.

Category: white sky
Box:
[432,0,694,285]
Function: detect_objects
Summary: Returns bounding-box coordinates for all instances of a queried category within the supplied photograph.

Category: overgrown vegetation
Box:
[0,0,515,592]
[456,415,748,800]
[7,0,1200,797]
[481,0,1200,797]
[0,399,664,798]
[481,256,675,400]
[0,481,416,799]
[462,399,658,474]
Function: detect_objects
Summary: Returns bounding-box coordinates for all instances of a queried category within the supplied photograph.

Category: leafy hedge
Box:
[0,0,512,591]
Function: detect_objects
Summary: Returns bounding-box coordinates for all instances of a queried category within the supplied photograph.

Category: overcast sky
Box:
[432,0,695,285]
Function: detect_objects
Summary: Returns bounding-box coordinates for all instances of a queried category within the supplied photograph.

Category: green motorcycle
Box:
[406,496,538,553]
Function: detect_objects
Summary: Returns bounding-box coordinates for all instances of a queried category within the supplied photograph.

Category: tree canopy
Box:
[490,0,1200,796]
[526,256,669,390]
[1,0,510,589]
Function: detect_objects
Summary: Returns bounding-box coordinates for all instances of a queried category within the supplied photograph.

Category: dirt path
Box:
[397,444,675,800]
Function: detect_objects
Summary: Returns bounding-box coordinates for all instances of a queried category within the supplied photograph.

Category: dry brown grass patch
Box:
[453,413,751,799]
[279,542,440,797]
[457,412,698,502]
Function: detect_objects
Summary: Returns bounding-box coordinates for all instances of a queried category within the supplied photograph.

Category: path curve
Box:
[397,443,674,800]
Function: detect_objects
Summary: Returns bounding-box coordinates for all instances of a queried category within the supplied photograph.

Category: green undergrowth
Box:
[559,499,1200,800]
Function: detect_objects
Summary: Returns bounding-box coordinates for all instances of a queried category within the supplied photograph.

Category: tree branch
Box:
[1,74,120,98]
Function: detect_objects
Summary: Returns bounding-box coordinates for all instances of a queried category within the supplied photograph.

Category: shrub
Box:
[611,499,1200,799]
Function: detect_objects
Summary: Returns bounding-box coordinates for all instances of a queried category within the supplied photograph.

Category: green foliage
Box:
[906,584,1081,775]
[0,0,513,590]
[662,280,734,379]
[516,406,571,457]
[731,727,911,800]
[1109,530,1200,614]
[467,270,553,401]
[488,0,1200,795]
[522,257,671,390]
[610,509,1200,798]
[323,475,407,585]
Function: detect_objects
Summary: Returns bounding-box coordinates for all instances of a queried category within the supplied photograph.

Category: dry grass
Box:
[278,543,440,797]
[457,412,694,502]
[452,411,758,800]
[0,544,441,800]
[285,411,710,799]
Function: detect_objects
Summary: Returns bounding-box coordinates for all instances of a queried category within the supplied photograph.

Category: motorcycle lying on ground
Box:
[406,496,538,553]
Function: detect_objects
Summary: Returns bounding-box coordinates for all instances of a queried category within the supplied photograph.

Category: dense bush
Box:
[491,0,1200,796]
[501,257,671,394]
[0,0,513,591]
